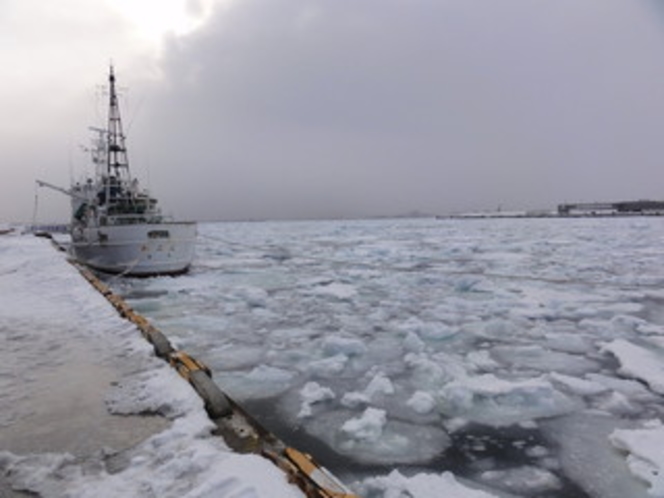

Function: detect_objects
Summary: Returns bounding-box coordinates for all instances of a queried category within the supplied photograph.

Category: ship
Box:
[38,66,196,276]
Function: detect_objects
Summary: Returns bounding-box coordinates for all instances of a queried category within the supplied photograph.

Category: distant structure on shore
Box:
[557,200,664,216]
[443,199,664,220]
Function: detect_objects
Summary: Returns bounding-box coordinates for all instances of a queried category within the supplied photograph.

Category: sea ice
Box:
[397,316,458,341]
[357,469,501,498]
[405,351,468,389]
[304,408,450,465]
[610,420,664,496]
[309,281,357,300]
[341,407,387,444]
[98,218,664,495]
[491,344,600,375]
[407,391,437,415]
[547,372,609,397]
[297,381,336,418]
[602,339,664,394]
[402,331,426,353]
[306,353,349,378]
[440,374,579,427]
[541,412,650,498]
[321,335,367,357]
[479,465,562,495]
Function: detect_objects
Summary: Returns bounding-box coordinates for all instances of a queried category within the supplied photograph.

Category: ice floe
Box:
[603,339,664,394]
[610,420,664,497]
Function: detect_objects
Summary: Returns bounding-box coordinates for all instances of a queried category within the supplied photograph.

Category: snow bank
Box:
[0,235,305,498]
[0,443,303,498]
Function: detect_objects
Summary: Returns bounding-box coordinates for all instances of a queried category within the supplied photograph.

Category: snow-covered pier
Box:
[0,233,354,498]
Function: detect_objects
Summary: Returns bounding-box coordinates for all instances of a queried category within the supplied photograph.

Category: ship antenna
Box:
[106,65,131,181]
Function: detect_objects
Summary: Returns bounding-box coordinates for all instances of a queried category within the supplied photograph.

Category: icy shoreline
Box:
[0,234,305,498]
[0,232,504,497]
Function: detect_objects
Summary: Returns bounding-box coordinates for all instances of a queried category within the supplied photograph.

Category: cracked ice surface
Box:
[118,217,664,497]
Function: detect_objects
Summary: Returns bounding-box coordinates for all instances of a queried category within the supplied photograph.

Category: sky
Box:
[3,0,664,222]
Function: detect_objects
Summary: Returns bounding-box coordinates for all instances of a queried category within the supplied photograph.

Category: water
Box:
[112,217,664,497]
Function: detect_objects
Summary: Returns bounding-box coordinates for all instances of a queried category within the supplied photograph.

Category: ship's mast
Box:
[106,65,130,181]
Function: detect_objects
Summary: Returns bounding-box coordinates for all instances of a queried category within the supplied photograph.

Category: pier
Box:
[0,233,358,498]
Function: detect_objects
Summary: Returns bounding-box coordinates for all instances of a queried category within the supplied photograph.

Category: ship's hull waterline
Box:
[71,222,197,276]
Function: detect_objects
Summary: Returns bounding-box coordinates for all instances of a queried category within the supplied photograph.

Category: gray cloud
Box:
[130,0,664,220]
[6,0,664,222]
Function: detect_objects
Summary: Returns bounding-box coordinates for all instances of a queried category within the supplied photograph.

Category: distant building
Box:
[558,200,664,216]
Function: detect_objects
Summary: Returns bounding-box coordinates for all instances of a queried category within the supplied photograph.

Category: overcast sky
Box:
[3,0,664,222]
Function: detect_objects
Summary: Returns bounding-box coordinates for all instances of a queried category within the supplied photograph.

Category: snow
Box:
[0,234,304,498]
[6,216,664,497]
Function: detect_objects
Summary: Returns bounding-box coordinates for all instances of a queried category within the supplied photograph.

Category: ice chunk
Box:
[321,336,367,357]
[297,382,335,419]
[340,391,370,409]
[636,323,664,336]
[306,354,348,378]
[247,364,294,384]
[541,412,650,498]
[236,286,269,308]
[407,391,436,415]
[403,331,426,353]
[610,420,664,496]
[224,365,296,399]
[357,469,501,498]
[340,371,394,409]
[543,332,595,354]
[602,339,664,394]
[211,344,264,370]
[364,371,395,398]
[492,344,600,375]
[405,351,468,389]
[548,372,609,397]
[305,409,450,465]
[466,350,500,371]
[594,391,641,416]
[398,316,458,341]
[310,281,357,300]
[440,374,579,427]
[341,407,387,443]
[479,465,562,495]
[586,372,657,400]
[611,314,649,334]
